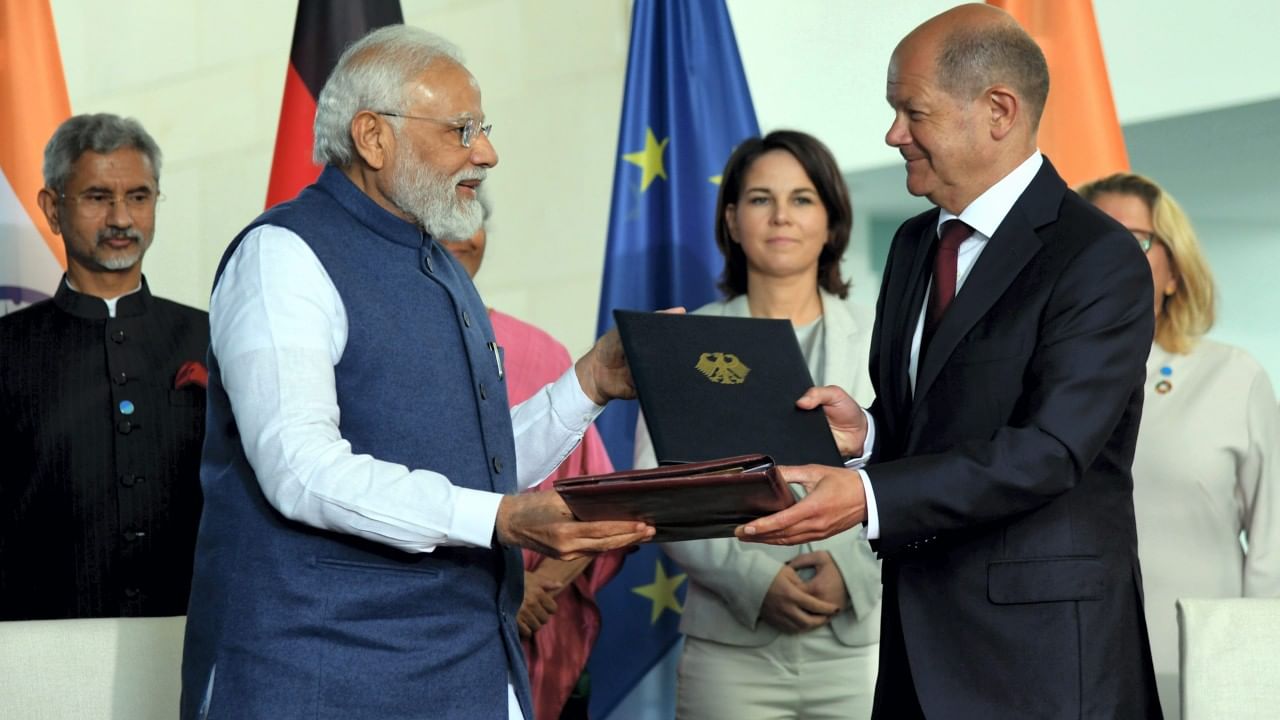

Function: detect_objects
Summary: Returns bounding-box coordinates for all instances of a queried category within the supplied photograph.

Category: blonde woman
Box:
[1081,172,1280,719]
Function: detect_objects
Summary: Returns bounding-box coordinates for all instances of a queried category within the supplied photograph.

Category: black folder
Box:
[614,309,842,467]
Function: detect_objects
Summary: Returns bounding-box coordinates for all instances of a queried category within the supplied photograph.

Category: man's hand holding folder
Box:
[738,385,870,545]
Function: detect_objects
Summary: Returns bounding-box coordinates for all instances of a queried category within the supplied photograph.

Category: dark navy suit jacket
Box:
[865,158,1163,719]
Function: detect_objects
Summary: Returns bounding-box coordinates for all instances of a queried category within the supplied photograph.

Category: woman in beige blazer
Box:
[635,130,880,719]
[1082,173,1280,720]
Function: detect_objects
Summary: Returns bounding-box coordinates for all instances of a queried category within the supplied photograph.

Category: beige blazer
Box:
[634,290,881,647]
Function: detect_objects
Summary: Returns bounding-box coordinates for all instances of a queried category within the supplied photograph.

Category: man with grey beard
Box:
[181,26,652,720]
[0,113,209,620]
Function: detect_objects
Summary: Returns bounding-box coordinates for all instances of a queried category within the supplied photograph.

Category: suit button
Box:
[463,311,472,328]
[492,456,503,474]
[479,383,487,400]
[123,587,140,599]
[113,371,128,385]
[422,255,434,273]
[116,420,133,434]
[123,529,147,542]
[119,474,137,488]
[111,329,126,343]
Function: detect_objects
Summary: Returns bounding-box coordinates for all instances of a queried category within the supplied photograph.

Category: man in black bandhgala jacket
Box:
[0,113,208,620]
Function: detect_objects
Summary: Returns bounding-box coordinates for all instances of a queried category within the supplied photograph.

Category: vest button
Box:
[111,329,126,343]
[463,311,472,328]
[492,456,503,474]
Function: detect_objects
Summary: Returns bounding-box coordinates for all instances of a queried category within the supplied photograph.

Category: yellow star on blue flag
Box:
[591,0,759,715]
[622,128,669,191]
[632,559,687,624]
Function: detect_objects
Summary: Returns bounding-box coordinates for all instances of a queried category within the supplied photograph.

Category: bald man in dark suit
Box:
[739,5,1162,718]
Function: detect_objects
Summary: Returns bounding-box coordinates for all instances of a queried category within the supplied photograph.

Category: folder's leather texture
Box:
[554,454,794,541]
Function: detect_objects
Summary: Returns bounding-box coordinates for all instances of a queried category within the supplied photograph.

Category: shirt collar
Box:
[938,150,1043,239]
[55,276,151,320]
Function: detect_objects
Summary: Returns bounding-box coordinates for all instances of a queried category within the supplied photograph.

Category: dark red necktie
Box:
[923,219,973,347]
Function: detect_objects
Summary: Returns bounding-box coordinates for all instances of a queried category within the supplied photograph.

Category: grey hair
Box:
[313,25,464,167]
[43,113,161,193]
[936,23,1050,130]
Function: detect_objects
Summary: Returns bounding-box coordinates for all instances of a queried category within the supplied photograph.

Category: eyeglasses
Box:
[376,111,493,148]
[1132,229,1160,253]
[59,189,161,218]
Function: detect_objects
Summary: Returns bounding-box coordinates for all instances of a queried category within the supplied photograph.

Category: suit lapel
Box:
[888,217,939,417]
[911,158,1067,407]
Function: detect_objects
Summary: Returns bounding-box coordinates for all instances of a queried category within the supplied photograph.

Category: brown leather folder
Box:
[554,454,794,542]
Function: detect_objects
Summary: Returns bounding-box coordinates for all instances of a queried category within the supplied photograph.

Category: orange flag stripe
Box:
[0,0,71,268]
[990,0,1130,187]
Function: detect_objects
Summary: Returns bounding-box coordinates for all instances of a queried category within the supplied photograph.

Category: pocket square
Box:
[174,360,209,390]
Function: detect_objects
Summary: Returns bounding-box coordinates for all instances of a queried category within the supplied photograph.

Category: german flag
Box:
[265,0,403,209]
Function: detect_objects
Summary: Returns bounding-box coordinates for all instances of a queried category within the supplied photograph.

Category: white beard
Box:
[78,228,150,272]
[386,145,485,242]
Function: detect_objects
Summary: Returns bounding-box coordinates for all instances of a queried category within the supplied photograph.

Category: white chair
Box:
[1178,598,1280,720]
[0,615,186,719]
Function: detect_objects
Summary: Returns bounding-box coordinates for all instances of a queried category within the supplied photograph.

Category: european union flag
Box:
[589,0,759,716]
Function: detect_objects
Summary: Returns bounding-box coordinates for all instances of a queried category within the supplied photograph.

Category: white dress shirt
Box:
[858,151,1044,539]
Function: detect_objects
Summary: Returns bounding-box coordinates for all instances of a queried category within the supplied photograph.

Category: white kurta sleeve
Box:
[213,225,592,553]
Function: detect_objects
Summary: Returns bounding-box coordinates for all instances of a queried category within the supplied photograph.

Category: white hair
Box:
[312,25,464,167]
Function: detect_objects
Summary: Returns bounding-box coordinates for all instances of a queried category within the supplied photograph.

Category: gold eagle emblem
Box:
[695,352,750,385]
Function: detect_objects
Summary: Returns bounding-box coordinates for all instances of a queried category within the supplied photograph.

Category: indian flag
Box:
[0,0,69,316]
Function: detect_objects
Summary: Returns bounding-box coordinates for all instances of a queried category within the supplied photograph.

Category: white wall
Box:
[45,0,1280,361]
[1197,220,1280,380]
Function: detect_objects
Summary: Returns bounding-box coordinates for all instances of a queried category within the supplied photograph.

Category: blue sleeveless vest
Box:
[182,167,529,720]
